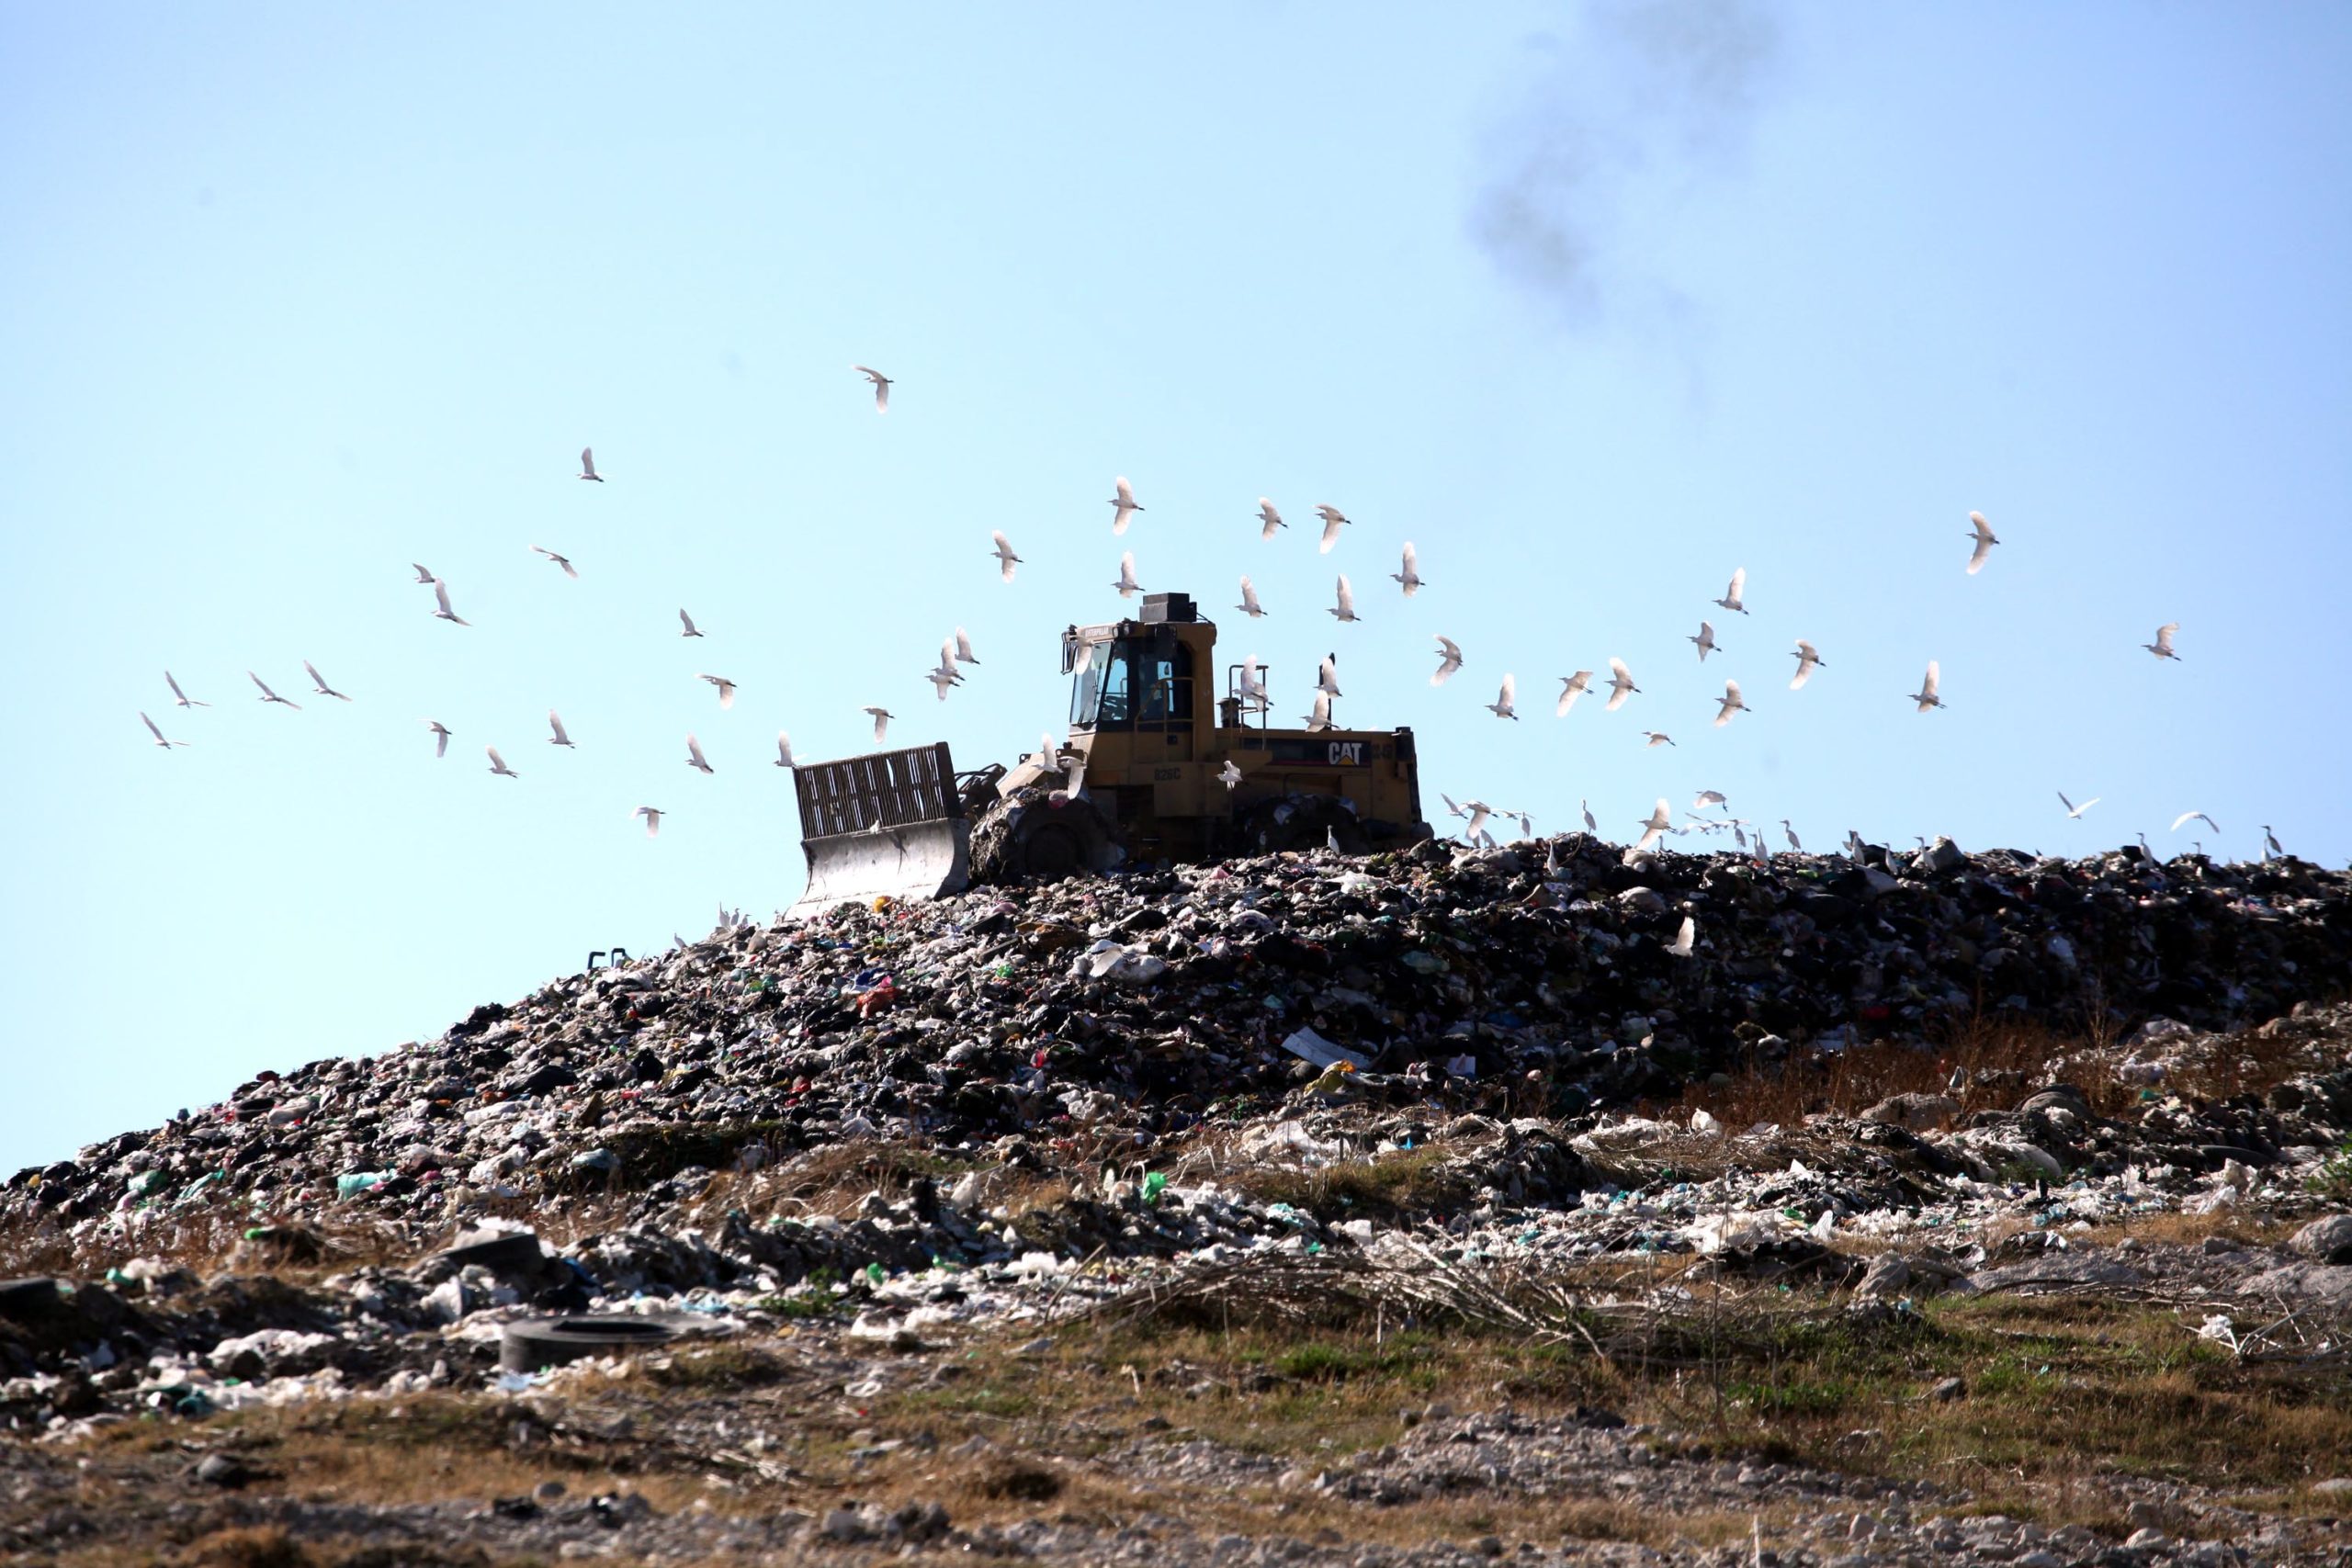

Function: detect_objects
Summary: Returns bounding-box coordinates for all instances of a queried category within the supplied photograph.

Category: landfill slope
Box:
[6,836,2352,1567]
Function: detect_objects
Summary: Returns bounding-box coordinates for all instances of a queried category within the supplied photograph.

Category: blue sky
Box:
[3,4,2346,1172]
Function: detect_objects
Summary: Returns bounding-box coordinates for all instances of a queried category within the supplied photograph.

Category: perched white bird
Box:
[1605,658,1639,712]
[633,806,664,838]
[1641,731,1676,748]
[1909,660,1944,712]
[1694,790,1727,810]
[1487,673,1519,721]
[1238,656,1269,712]
[530,545,578,579]
[1665,915,1695,958]
[989,530,1023,583]
[1634,799,1673,853]
[2171,810,2219,834]
[1108,476,1143,535]
[679,607,705,637]
[1712,679,1748,728]
[1431,635,1464,687]
[954,627,979,665]
[548,710,574,748]
[140,712,187,749]
[1555,670,1593,716]
[865,706,893,744]
[685,733,714,773]
[1236,575,1267,618]
[424,719,450,758]
[698,674,739,710]
[774,731,796,769]
[1392,542,1423,597]
[1790,640,1825,690]
[1690,621,1718,661]
[1580,798,1599,833]
[249,671,301,709]
[853,365,892,412]
[1314,504,1350,554]
[431,579,469,626]
[1965,511,1998,575]
[411,563,435,584]
[2144,622,2181,660]
[1257,499,1285,540]
[2057,791,2100,819]
[1302,692,1334,732]
[1781,819,1803,852]
[302,660,351,701]
[578,446,602,482]
[487,746,518,778]
[164,671,209,708]
[1113,550,1143,598]
[1713,567,1748,615]
[1317,653,1342,698]
[1218,760,1243,790]
[1328,575,1359,623]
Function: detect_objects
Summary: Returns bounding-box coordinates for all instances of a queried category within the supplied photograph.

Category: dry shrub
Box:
[177,1527,312,1568]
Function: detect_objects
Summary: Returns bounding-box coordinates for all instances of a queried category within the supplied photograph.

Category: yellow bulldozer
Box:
[788,592,1432,916]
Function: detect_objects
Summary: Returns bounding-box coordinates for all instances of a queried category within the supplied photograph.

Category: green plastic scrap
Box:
[1140,1171,1168,1205]
[865,1262,886,1285]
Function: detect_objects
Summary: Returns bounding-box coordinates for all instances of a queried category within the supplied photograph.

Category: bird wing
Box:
[1726,679,1742,705]
[2155,622,2178,652]
[1967,536,1994,574]
[141,712,164,742]
[776,731,793,766]
[166,672,188,703]
[718,680,736,710]
[1498,672,1516,706]
[1259,500,1282,539]
[1923,660,1939,697]
[303,660,325,689]
[1115,476,1136,505]
[1435,634,1462,660]
[580,447,596,477]
[679,608,698,634]
[1726,567,1746,602]
[1239,575,1260,611]
[1970,510,1994,541]
[991,529,1012,555]
[413,563,434,581]
[1610,657,1632,684]
[548,711,569,743]
[1400,541,1418,576]
[688,734,709,768]
[956,628,976,660]
[1320,512,1343,552]
[434,579,455,615]
[1335,575,1354,614]
[2057,791,2075,813]
[487,747,507,771]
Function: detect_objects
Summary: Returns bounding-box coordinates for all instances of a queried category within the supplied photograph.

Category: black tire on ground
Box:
[499,1314,684,1373]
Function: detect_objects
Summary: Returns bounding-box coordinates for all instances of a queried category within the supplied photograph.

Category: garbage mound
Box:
[11,835,2348,1236]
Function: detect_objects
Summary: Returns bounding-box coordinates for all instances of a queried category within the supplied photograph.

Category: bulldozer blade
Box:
[788,741,972,919]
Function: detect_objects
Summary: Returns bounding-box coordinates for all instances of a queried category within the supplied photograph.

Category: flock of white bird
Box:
[137,376,2282,887]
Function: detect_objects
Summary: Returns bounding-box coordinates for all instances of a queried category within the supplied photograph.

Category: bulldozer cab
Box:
[1063,594,1209,748]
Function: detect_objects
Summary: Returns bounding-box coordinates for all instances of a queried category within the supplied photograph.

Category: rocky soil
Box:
[5,837,2351,1565]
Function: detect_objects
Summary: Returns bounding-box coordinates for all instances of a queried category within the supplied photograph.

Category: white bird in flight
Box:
[303,660,352,702]
[774,732,795,769]
[1218,760,1243,790]
[1317,654,1342,698]
[548,710,574,748]
[1486,673,1519,721]
[1108,476,1144,535]
[865,706,893,744]
[1257,499,1285,540]
[1236,575,1266,618]
[1238,656,1269,713]
[1328,575,1359,623]
[424,719,450,758]
[1641,731,1675,748]
[634,806,664,838]
[530,545,578,579]
[249,672,301,710]
[411,563,435,584]
[2143,622,2181,661]
[1712,679,1749,728]
[685,733,714,773]
[2057,791,2100,819]
[928,668,957,702]
[990,530,1023,583]
[1556,671,1593,716]
[954,627,979,665]
[1392,543,1423,597]
[165,671,209,708]
[1302,691,1334,732]
[1457,798,1493,840]
[679,608,705,637]
[140,712,187,749]
[1790,640,1825,690]
[487,746,518,778]
[1965,511,1998,575]
[578,447,602,482]
[1909,660,1944,712]
[1694,790,1727,810]
[431,579,469,626]
[1605,658,1639,712]
[1714,568,1748,615]
[1112,551,1143,598]
[1314,504,1350,554]
[1690,621,1719,661]
[1665,916,1695,959]
[698,674,739,710]
[1431,636,1464,686]
[853,365,892,412]
[1634,799,1673,854]
[933,639,965,688]
[2171,810,2219,834]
